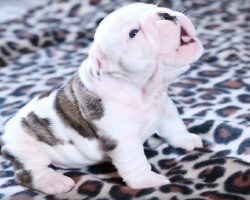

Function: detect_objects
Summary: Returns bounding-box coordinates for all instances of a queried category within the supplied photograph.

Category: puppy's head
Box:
[89,3,203,85]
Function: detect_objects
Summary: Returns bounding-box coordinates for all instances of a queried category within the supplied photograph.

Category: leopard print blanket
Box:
[0,0,250,199]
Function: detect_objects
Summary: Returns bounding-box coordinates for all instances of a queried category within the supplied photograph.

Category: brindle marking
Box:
[15,170,33,187]
[1,147,23,170]
[1,147,33,187]
[21,112,64,146]
[54,76,104,139]
[101,137,117,152]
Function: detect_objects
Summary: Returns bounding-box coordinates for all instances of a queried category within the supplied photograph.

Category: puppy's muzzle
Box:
[158,13,177,23]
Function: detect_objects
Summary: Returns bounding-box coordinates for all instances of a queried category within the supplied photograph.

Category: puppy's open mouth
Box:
[180,26,195,46]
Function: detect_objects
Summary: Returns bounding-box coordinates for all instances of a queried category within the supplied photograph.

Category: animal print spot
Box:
[238,94,250,103]
[46,77,64,86]
[188,120,214,134]
[225,53,239,62]
[10,85,34,97]
[222,14,237,22]
[162,146,186,156]
[170,175,193,185]
[0,170,14,177]
[214,124,242,144]
[237,113,250,121]
[87,162,117,174]
[178,90,195,97]
[195,183,218,190]
[181,152,203,162]
[216,106,240,117]
[193,158,226,169]
[89,0,102,5]
[12,190,38,198]
[52,30,67,43]
[144,148,159,159]
[151,163,160,174]
[160,184,193,195]
[200,94,216,100]
[233,159,250,167]
[216,79,243,89]
[218,97,231,104]
[167,166,187,176]
[224,169,250,194]
[198,70,224,77]
[19,48,32,54]
[0,57,6,66]
[196,148,213,153]
[7,41,18,50]
[210,150,231,158]
[158,158,178,169]
[63,171,87,184]
[109,185,154,200]
[1,179,18,188]
[237,138,250,154]
[198,166,225,183]
[101,177,123,185]
[148,197,160,200]
[201,191,245,200]
[194,109,212,117]
[68,3,82,17]
[201,55,218,63]
[1,46,10,56]
[78,180,103,197]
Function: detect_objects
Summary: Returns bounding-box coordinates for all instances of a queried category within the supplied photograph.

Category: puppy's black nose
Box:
[158,13,177,22]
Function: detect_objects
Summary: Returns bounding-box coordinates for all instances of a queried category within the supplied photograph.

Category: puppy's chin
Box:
[162,38,203,67]
[175,38,203,66]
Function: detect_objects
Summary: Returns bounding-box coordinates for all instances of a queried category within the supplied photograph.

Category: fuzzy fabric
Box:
[0,0,250,199]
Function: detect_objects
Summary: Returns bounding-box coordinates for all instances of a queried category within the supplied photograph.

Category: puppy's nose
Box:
[158,13,177,22]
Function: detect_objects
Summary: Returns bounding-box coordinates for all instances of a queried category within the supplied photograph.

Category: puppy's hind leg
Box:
[1,143,75,194]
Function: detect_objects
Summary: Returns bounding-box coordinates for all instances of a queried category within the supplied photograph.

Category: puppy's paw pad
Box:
[170,133,203,151]
[35,171,75,194]
[129,172,169,189]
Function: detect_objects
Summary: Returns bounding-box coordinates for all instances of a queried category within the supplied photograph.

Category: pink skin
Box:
[139,8,203,67]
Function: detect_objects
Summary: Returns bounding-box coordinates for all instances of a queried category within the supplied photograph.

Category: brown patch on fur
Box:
[54,76,104,139]
[16,170,33,187]
[21,112,64,146]
[1,147,33,187]
[1,147,23,169]
[38,90,53,100]
[100,137,117,152]
[72,76,104,120]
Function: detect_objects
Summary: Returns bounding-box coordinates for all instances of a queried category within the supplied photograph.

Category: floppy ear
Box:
[89,44,107,80]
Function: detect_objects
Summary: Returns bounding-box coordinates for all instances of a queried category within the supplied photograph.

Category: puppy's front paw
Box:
[169,132,203,151]
[34,170,75,194]
[128,171,169,189]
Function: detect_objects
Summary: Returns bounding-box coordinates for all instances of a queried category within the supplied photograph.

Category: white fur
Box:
[2,3,203,194]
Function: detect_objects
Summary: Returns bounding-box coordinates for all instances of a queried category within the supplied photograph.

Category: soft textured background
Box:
[0,0,250,199]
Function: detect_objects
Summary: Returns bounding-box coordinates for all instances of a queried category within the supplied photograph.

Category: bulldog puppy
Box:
[1,3,204,194]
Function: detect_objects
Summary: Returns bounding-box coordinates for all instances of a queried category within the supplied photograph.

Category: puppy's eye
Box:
[129,29,139,38]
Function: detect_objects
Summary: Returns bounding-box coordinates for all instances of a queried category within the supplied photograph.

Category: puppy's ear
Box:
[89,44,107,80]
